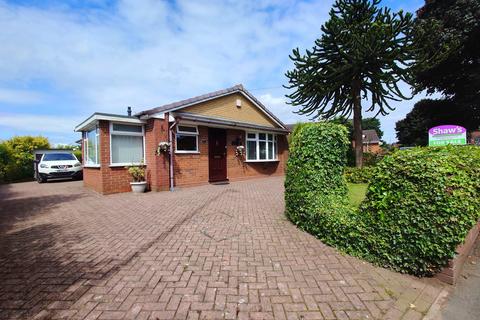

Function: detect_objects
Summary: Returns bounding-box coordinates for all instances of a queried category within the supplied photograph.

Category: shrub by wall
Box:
[285,122,480,276]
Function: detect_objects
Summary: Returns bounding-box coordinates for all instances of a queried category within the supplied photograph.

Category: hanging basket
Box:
[157,141,170,155]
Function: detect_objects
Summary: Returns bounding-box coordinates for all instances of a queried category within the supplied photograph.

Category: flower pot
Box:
[130,181,147,193]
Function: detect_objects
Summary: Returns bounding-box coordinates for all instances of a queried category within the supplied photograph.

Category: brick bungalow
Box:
[351,129,382,154]
[74,84,290,194]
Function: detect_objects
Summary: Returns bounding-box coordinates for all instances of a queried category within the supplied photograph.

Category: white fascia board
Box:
[139,113,175,121]
[74,114,146,132]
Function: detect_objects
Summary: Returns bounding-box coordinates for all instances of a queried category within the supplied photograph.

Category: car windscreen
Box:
[43,153,76,161]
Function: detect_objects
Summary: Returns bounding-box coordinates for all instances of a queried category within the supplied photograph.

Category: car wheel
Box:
[37,175,46,183]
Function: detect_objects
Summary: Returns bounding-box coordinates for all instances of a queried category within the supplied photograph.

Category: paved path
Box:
[0,177,445,319]
[440,239,480,320]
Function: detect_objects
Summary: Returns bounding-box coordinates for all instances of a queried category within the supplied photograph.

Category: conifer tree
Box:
[285,0,414,167]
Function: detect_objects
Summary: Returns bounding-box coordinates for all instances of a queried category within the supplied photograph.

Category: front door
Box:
[208,128,227,182]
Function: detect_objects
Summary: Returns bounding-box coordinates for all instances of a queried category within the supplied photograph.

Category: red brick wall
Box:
[82,120,132,194]
[83,167,102,191]
[173,126,287,187]
[144,117,170,191]
[173,126,210,187]
[82,120,288,193]
[470,130,480,145]
[102,121,144,194]
[227,129,288,182]
[363,143,381,154]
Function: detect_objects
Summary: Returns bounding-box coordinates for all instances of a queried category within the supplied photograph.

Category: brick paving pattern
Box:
[0,177,445,319]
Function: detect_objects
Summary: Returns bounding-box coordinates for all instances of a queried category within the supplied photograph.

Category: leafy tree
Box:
[56,144,82,161]
[285,0,414,167]
[413,0,480,105]
[396,0,480,147]
[0,143,12,183]
[362,118,383,140]
[332,117,383,140]
[330,117,384,166]
[3,136,50,181]
[396,99,479,146]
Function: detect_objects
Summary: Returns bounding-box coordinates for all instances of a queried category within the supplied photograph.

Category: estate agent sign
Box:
[428,125,467,146]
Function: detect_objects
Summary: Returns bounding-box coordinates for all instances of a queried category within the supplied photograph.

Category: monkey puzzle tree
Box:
[285,0,414,167]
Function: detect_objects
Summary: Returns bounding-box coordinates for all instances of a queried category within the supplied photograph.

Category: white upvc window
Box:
[245,132,278,161]
[176,125,199,153]
[110,123,145,166]
[85,127,100,166]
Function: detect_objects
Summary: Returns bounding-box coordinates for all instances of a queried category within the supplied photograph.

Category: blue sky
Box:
[0,0,428,145]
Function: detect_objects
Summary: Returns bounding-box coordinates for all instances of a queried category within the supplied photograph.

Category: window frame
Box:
[84,126,100,167]
[175,125,199,154]
[109,122,146,166]
[245,131,279,162]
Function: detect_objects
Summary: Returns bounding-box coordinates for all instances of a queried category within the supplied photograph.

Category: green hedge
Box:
[285,122,480,276]
[285,123,362,250]
[285,122,349,213]
[344,166,375,183]
[360,146,480,275]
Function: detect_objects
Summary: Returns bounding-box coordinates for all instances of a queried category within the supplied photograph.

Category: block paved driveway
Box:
[0,177,445,320]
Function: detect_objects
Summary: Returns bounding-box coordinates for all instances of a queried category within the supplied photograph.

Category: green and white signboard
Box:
[428,125,467,146]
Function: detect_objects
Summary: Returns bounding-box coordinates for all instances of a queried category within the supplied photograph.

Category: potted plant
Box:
[128,164,147,193]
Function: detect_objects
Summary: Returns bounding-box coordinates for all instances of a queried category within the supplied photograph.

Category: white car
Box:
[37,152,83,183]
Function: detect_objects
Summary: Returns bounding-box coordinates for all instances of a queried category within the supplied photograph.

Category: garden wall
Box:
[436,220,480,284]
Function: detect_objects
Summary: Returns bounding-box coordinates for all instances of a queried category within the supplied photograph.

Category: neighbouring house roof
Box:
[362,129,380,144]
[135,84,288,130]
[74,112,146,132]
[285,124,296,131]
[176,112,289,133]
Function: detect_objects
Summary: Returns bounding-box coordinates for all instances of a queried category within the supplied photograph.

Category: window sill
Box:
[84,165,100,168]
[175,151,200,154]
[244,159,280,163]
[109,163,145,167]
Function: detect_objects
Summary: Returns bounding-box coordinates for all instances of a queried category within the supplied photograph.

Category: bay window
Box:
[246,132,278,161]
[176,125,199,153]
[85,127,99,166]
[110,123,145,165]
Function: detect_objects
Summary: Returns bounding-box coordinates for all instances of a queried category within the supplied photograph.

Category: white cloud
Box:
[0,88,45,105]
[0,113,81,135]
[0,0,425,143]
[259,93,310,125]
[0,0,335,112]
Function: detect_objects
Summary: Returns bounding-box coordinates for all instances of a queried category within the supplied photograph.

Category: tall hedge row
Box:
[285,122,480,276]
[360,146,480,275]
[285,123,362,250]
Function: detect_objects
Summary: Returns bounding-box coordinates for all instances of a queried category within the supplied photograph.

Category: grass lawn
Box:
[347,183,368,208]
